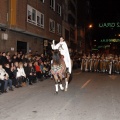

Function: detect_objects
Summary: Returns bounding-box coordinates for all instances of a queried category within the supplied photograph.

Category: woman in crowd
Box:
[16,62,26,87]
[34,61,43,81]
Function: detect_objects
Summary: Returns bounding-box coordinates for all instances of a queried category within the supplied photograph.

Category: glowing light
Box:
[89,24,93,28]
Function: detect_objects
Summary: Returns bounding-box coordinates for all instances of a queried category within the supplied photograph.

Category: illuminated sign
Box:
[98,45,110,49]
[100,39,120,42]
[99,22,120,28]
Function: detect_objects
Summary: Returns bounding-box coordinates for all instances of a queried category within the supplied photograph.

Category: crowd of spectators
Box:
[0,51,51,95]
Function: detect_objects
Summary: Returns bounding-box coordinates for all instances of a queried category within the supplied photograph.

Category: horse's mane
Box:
[52,50,61,65]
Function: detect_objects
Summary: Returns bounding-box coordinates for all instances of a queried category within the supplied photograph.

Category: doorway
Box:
[17,41,27,54]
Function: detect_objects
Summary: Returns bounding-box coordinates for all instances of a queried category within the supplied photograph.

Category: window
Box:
[50,0,55,11]
[28,10,32,21]
[57,23,61,35]
[27,5,32,21]
[27,5,36,24]
[27,5,44,28]
[49,19,55,33]
[32,9,36,22]
[57,4,61,16]
[37,11,44,28]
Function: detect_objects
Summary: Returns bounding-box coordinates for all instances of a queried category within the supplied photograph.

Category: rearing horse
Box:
[51,50,72,93]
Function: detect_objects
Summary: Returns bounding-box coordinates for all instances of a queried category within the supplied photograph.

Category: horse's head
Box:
[52,50,61,65]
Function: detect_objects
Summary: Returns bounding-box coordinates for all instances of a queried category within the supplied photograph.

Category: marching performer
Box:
[108,55,113,75]
[118,56,120,73]
[51,36,71,74]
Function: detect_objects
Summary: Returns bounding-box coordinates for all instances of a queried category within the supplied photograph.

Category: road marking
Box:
[81,79,91,89]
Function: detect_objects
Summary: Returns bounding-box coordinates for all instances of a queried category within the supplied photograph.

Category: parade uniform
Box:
[80,54,120,75]
[51,41,71,74]
[81,55,86,71]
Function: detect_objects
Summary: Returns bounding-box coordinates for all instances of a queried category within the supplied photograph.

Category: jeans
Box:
[0,80,5,93]
[4,79,12,90]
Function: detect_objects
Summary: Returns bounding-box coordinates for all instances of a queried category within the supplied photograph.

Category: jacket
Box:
[0,68,9,80]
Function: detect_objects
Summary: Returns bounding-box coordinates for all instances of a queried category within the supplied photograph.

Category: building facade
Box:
[62,0,77,50]
[0,0,61,54]
[77,0,92,53]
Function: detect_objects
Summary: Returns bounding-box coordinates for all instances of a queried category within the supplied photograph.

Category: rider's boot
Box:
[66,67,71,75]
[66,67,69,73]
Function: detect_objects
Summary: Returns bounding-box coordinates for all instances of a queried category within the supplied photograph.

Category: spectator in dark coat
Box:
[0,52,9,67]
[27,62,37,84]
[16,54,22,63]
[0,79,5,94]
[4,63,17,87]
[11,55,18,65]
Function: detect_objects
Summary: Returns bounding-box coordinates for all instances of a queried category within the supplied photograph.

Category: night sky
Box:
[90,0,120,22]
[77,0,120,52]
[89,0,120,41]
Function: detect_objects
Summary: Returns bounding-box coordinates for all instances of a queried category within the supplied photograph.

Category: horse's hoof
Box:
[55,91,58,94]
[61,89,64,91]
[65,88,67,91]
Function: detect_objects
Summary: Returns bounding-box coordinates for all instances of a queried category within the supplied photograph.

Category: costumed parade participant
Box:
[51,36,71,74]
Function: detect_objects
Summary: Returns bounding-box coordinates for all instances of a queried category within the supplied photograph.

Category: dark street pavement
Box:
[0,69,120,120]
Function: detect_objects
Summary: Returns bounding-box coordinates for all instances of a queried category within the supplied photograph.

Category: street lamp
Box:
[89,24,93,28]
[88,24,93,52]
[84,24,93,53]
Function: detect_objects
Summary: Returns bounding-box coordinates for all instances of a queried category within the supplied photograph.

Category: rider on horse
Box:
[51,36,71,74]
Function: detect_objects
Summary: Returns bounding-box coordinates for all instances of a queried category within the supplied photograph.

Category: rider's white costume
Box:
[51,41,71,74]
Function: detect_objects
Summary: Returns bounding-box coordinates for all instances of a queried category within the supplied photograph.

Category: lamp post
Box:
[85,24,93,53]
[89,24,93,51]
